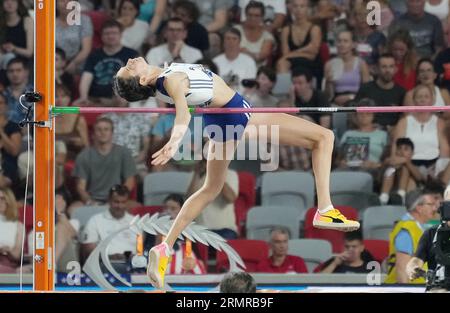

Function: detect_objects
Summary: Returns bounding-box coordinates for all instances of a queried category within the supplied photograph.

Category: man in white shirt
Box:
[146,17,202,67]
[81,185,138,261]
[213,28,257,93]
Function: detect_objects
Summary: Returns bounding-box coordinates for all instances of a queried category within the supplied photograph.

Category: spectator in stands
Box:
[235,1,275,67]
[76,20,139,107]
[403,58,450,109]
[373,0,395,35]
[220,272,257,293]
[350,5,386,72]
[137,0,167,38]
[433,45,450,94]
[256,226,308,273]
[439,124,450,185]
[243,66,278,108]
[355,53,406,129]
[171,0,209,52]
[3,57,33,124]
[190,157,239,240]
[277,0,322,85]
[425,0,450,32]
[55,48,75,94]
[55,84,89,160]
[337,98,388,176]
[213,28,257,92]
[116,0,151,52]
[71,117,137,211]
[0,0,34,65]
[320,230,374,273]
[56,0,93,74]
[0,92,21,188]
[324,28,370,106]
[380,138,421,205]
[291,67,331,128]
[0,187,24,273]
[101,96,151,172]
[385,188,439,283]
[146,17,202,67]
[239,0,286,33]
[391,84,449,184]
[80,185,139,262]
[101,0,120,17]
[389,0,444,59]
[386,29,418,91]
[191,0,229,33]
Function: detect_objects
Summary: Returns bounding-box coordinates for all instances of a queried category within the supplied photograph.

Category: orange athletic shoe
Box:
[313,208,360,232]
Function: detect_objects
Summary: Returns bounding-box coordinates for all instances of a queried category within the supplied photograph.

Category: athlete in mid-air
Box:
[114,57,360,289]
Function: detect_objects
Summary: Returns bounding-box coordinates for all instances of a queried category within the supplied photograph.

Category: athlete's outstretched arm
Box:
[151,73,191,165]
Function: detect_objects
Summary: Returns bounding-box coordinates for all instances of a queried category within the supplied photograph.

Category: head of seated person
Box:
[219,271,257,293]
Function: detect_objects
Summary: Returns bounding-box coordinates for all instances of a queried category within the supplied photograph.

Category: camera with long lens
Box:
[426,201,450,291]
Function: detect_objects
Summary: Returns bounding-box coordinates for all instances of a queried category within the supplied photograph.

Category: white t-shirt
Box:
[234,24,274,65]
[213,53,257,92]
[239,0,286,22]
[81,210,138,255]
[195,169,239,232]
[0,215,20,249]
[121,19,150,51]
[146,43,203,67]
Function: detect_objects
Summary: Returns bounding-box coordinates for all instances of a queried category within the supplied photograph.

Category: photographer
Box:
[406,186,450,291]
[385,189,440,284]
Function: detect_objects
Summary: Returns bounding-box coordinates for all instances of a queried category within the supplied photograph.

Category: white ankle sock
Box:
[379,193,389,205]
[318,205,334,214]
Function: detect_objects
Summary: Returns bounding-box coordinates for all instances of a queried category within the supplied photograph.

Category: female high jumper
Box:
[114,57,360,289]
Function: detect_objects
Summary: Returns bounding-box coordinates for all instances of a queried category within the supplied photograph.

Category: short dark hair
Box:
[219,272,257,293]
[113,75,156,102]
[108,184,130,199]
[378,53,395,64]
[416,57,434,74]
[94,116,114,132]
[225,27,242,40]
[172,0,200,21]
[245,1,265,16]
[257,66,276,83]
[423,180,446,197]
[396,137,414,151]
[345,230,363,242]
[167,17,187,29]
[101,19,123,33]
[164,193,184,207]
[6,57,28,70]
[292,66,313,82]
[118,0,141,16]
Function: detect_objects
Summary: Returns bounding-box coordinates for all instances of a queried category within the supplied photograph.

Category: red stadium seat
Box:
[363,239,389,263]
[131,205,164,217]
[304,206,359,253]
[234,171,256,237]
[216,239,269,273]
